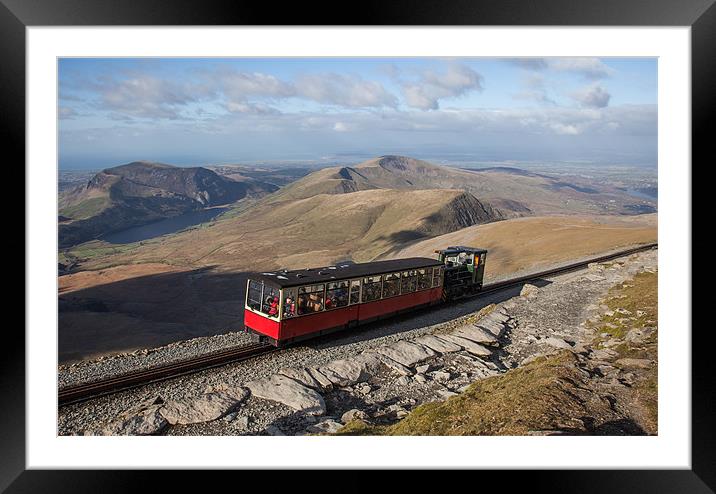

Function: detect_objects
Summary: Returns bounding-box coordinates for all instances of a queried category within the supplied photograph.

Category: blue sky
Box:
[58,57,657,169]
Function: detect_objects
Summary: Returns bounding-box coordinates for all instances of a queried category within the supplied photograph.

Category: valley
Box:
[57,155,656,363]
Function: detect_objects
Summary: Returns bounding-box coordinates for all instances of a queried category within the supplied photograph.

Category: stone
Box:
[520,283,540,296]
[373,352,414,376]
[590,348,618,360]
[98,397,167,436]
[376,340,437,367]
[475,320,506,338]
[353,352,385,375]
[233,416,250,429]
[160,388,248,425]
[278,367,323,390]
[356,383,372,395]
[264,425,285,436]
[432,371,451,383]
[341,409,369,424]
[318,359,368,387]
[584,274,605,282]
[437,389,458,399]
[415,364,430,374]
[451,325,499,346]
[615,358,653,370]
[395,375,412,386]
[307,419,344,434]
[246,375,326,415]
[414,374,427,384]
[440,334,492,357]
[545,337,573,349]
[412,334,462,354]
[306,368,334,391]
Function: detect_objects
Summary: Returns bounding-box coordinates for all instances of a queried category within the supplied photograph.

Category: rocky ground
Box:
[58,249,657,436]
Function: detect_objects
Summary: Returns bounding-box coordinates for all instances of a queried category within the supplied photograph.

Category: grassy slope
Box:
[389,214,657,280]
[336,270,658,436]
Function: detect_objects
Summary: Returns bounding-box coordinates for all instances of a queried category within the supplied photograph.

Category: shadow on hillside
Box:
[58,265,552,364]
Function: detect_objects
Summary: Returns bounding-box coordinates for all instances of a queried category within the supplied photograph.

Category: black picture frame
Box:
[5,0,709,490]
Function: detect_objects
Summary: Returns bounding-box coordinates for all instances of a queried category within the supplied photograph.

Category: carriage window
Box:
[282,287,297,318]
[326,280,350,310]
[417,268,432,290]
[401,270,417,293]
[349,280,361,304]
[382,272,401,298]
[362,275,382,302]
[432,266,443,287]
[247,280,263,311]
[298,284,325,315]
[261,285,281,318]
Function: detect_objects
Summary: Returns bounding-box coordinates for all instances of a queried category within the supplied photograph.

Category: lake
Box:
[101,207,229,244]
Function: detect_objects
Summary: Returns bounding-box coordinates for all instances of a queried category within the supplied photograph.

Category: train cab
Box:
[244,257,445,346]
[435,246,488,299]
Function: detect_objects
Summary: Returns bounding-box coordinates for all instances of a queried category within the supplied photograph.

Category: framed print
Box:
[5,0,711,490]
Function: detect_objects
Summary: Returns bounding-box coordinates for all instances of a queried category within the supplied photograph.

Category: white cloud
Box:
[294,73,398,108]
[401,63,484,110]
[571,83,611,108]
[511,57,615,80]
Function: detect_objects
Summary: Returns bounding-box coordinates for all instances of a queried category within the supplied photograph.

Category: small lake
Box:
[101,207,229,244]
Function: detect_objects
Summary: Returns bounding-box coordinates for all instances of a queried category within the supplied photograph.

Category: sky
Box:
[58,57,657,169]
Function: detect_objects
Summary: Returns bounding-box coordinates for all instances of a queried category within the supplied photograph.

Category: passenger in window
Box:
[284,297,295,317]
[268,296,279,317]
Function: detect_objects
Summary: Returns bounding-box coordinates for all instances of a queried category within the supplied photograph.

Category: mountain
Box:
[269,155,654,218]
[58,161,278,248]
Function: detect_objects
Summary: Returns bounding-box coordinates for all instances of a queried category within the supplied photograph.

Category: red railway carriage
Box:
[244,257,445,346]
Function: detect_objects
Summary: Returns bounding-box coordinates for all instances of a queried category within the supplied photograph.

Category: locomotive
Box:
[244,246,487,346]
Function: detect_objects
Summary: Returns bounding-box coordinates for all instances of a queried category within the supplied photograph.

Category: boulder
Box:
[376,340,437,367]
[97,396,167,436]
[520,284,539,297]
[278,367,324,390]
[475,319,506,338]
[615,358,653,370]
[440,334,492,357]
[306,368,334,391]
[415,364,430,374]
[307,419,343,434]
[160,388,248,425]
[431,371,451,383]
[341,409,369,424]
[373,352,414,376]
[451,324,499,346]
[412,334,462,354]
[246,374,326,415]
[395,375,411,386]
[353,352,385,375]
[318,359,368,387]
[545,337,573,349]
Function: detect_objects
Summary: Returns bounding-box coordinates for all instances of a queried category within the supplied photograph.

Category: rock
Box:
[97,397,167,436]
[373,352,414,376]
[451,324,499,346]
[636,310,646,317]
[415,364,430,374]
[341,409,369,424]
[318,359,368,387]
[246,375,326,415]
[475,320,506,338]
[161,388,248,425]
[233,416,250,429]
[437,389,458,399]
[353,352,385,375]
[265,425,285,436]
[412,334,462,354]
[520,284,539,297]
[545,337,573,349]
[307,419,344,434]
[615,308,632,315]
[396,410,409,419]
[278,367,323,390]
[615,358,653,370]
[584,274,605,282]
[432,371,451,383]
[395,375,412,386]
[306,368,334,391]
[414,374,427,384]
[457,384,471,393]
[440,334,492,357]
[355,383,372,395]
[376,340,437,367]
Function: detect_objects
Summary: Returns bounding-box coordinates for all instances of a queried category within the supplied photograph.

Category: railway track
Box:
[58,242,657,408]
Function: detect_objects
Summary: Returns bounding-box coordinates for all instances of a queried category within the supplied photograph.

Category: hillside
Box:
[388,213,657,278]
[268,155,654,217]
[72,187,500,271]
[58,161,278,247]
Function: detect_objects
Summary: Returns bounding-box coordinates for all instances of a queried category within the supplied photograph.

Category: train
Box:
[244,246,487,346]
